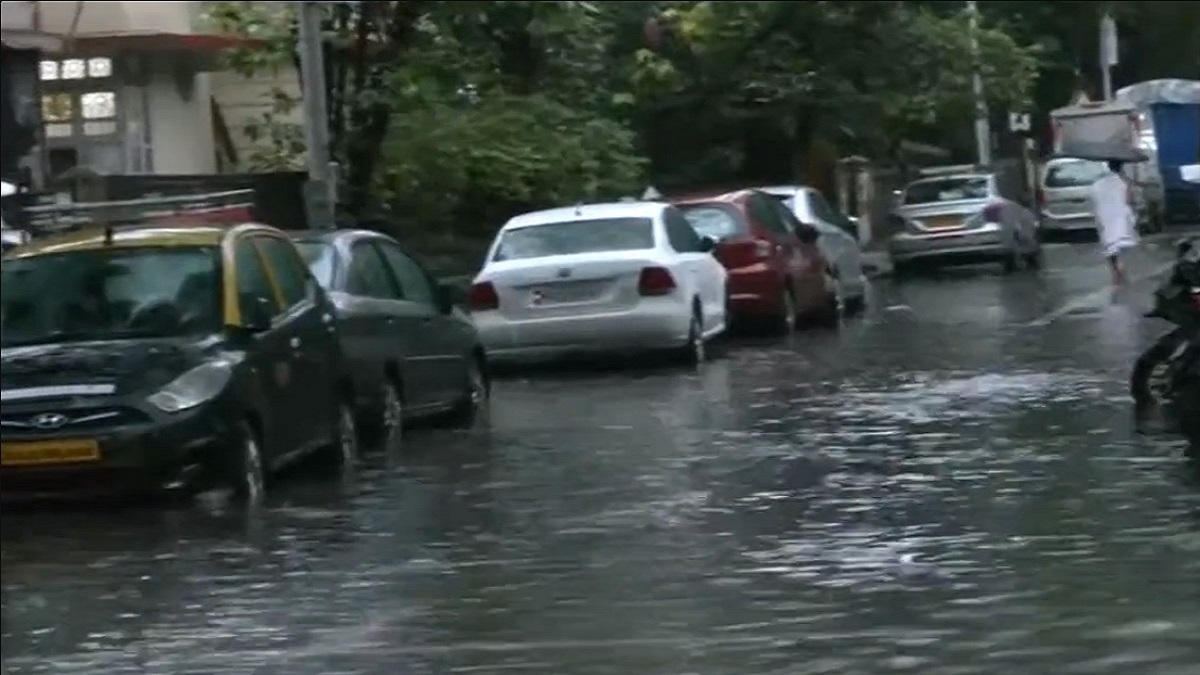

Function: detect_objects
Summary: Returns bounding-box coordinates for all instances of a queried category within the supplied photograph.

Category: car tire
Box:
[679,307,706,365]
[446,353,490,427]
[330,400,359,465]
[231,421,265,502]
[378,378,404,445]
[775,287,798,334]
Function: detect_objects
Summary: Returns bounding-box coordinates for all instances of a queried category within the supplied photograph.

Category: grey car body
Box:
[290,230,487,425]
[757,185,869,306]
[1038,158,1107,232]
[888,170,1041,270]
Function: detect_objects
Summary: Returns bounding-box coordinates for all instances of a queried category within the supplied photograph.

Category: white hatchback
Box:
[468,202,729,364]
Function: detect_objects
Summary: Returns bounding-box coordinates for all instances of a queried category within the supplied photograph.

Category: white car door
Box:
[662,207,725,332]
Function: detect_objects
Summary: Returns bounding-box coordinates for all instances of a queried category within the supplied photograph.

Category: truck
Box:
[1116,79,1200,224]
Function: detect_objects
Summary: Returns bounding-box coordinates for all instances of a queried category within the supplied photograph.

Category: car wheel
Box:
[379,379,404,445]
[231,421,265,502]
[447,354,490,427]
[679,308,706,365]
[775,287,798,334]
[331,400,359,465]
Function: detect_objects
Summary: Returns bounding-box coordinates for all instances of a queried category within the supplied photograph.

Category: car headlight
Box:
[147,360,234,413]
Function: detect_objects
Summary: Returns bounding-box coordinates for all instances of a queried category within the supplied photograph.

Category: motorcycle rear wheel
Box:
[1131,328,1188,408]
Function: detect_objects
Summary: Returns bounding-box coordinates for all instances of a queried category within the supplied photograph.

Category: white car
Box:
[468,201,729,364]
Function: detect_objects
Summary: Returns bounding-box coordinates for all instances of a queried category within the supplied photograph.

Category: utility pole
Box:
[967,0,991,167]
[1099,10,1118,100]
[295,1,335,229]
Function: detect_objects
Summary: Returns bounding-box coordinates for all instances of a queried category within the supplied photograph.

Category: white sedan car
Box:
[468,201,729,364]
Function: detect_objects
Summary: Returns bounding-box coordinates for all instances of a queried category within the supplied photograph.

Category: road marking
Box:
[1025,259,1177,327]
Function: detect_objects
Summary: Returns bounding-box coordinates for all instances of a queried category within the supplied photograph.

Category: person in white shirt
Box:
[1090,160,1137,286]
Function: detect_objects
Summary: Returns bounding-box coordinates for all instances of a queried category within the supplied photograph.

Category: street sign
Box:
[1008,112,1031,133]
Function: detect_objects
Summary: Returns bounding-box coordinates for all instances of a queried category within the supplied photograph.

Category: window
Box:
[376,242,436,307]
[493,218,655,262]
[1044,160,1108,188]
[255,237,310,309]
[663,208,705,252]
[234,240,279,316]
[806,192,839,223]
[346,243,399,299]
[293,240,338,288]
[747,194,792,235]
[903,176,990,205]
[678,204,748,241]
[1,246,221,347]
[39,58,112,82]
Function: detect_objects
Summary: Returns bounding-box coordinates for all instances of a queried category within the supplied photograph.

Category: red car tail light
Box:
[467,281,499,311]
[638,266,677,296]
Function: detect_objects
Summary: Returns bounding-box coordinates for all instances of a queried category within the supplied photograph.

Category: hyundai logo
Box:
[30,412,69,430]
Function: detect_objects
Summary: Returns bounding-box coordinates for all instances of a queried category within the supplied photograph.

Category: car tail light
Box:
[983,204,1003,222]
[467,281,499,311]
[638,266,676,296]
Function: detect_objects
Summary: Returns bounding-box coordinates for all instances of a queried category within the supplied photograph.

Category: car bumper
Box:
[888,224,1010,263]
[1040,212,1096,231]
[726,264,784,317]
[0,401,236,500]
[473,300,692,362]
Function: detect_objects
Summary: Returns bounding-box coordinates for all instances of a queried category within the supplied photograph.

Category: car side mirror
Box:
[437,281,465,312]
[698,235,717,253]
[795,223,820,244]
[239,294,275,332]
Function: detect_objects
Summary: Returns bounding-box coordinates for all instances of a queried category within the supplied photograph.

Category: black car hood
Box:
[0,338,207,397]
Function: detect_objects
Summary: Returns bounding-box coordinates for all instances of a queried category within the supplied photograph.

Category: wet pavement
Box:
[4,233,1200,675]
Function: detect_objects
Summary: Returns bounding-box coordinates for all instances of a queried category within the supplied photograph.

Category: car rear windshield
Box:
[293,240,337,287]
[903,176,990,204]
[1043,160,1108,188]
[1,245,221,347]
[677,205,748,240]
[493,218,655,261]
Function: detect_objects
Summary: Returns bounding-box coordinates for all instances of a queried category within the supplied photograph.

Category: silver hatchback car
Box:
[888,167,1042,274]
[1037,158,1108,233]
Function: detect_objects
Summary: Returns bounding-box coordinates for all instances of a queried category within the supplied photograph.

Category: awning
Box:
[1,1,260,60]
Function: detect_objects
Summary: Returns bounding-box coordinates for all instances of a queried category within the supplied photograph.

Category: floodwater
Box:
[3,237,1199,674]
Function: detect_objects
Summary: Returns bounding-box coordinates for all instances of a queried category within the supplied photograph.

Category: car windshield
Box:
[1,246,221,347]
[1044,160,1108,188]
[493,217,655,261]
[904,176,990,204]
[678,205,747,240]
[293,240,337,287]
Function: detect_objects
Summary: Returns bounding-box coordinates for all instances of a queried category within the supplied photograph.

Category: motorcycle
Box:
[1130,237,1200,409]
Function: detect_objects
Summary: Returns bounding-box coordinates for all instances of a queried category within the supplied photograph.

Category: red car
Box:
[672,189,838,332]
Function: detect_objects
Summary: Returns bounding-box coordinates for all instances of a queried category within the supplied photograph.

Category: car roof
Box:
[755,185,806,197]
[671,189,756,206]
[7,223,269,259]
[288,228,385,243]
[907,174,989,185]
[503,202,666,231]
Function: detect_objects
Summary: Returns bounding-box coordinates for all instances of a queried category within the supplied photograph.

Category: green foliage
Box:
[203,0,1195,241]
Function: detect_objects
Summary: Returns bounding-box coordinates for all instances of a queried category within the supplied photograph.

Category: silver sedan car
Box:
[888,168,1042,274]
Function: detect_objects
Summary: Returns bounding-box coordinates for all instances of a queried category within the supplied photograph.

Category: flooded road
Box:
[4,236,1200,675]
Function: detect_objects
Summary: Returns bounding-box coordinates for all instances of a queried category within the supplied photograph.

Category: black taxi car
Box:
[0,222,357,500]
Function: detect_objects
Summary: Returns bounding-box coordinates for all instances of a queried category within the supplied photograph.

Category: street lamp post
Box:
[967,0,991,167]
[295,1,335,229]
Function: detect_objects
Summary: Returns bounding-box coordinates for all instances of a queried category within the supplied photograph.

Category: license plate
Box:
[1,439,101,466]
[530,281,602,304]
[923,216,963,230]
